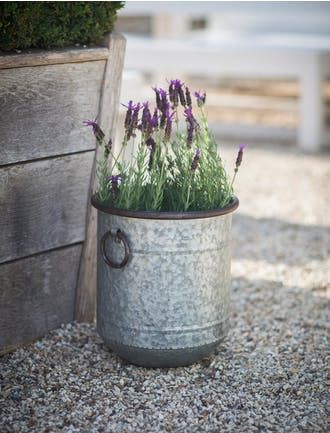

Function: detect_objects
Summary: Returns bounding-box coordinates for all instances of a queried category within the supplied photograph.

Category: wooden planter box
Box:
[0,33,126,354]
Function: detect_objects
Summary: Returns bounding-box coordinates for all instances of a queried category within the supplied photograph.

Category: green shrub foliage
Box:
[0,1,124,51]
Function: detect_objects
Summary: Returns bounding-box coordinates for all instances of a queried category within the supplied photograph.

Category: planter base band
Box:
[102,337,225,368]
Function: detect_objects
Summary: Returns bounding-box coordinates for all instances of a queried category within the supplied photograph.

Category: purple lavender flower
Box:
[108,174,122,200]
[83,119,97,128]
[153,87,161,110]
[164,110,175,141]
[153,87,171,129]
[104,138,112,158]
[123,100,134,130]
[146,137,156,170]
[141,102,152,136]
[194,90,206,107]
[169,79,184,107]
[194,148,201,159]
[159,106,170,130]
[160,113,166,129]
[153,87,168,112]
[184,107,196,147]
[191,148,201,171]
[168,80,175,103]
[235,144,246,171]
[159,88,167,101]
[185,86,192,107]
[83,119,105,143]
[187,128,194,148]
[169,79,183,90]
[146,137,155,150]
[184,107,195,124]
[151,108,159,128]
[110,174,122,185]
[160,94,170,117]
[125,102,142,139]
[132,103,142,127]
[178,86,186,107]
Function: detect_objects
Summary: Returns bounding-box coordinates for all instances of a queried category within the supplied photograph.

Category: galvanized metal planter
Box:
[92,196,239,368]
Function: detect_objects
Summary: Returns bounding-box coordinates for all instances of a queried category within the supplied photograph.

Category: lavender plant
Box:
[84,79,245,212]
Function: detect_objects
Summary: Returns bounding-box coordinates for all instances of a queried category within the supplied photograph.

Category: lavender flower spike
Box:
[112,174,122,185]
[194,148,201,159]
[127,102,142,139]
[183,107,195,124]
[141,101,152,135]
[164,110,175,141]
[169,79,185,107]
[107,174,122,185]
[194,90,206,107]
[104,138,112,158]
[239,143,247,151]
[153,87,168,111]
[159,88,168,100]
[169,79,183,89]
[184,107,196,148]
[83,118,105,143]
[235,144,247,171]
[191,148,201,171]
[123,100,134,130]
[146,137,156,170]
[151,108,159,128]
[83,119,97,127]
[152,87,161,110]
[108,174,122,200]
[185,86,192,107]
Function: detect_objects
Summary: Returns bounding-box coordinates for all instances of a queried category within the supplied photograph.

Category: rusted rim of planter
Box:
[91,195,239,220]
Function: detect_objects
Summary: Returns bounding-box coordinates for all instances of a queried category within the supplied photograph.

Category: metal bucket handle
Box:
[100,229,130,269]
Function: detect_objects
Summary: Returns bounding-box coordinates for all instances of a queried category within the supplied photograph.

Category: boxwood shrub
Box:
[0,1,124,51]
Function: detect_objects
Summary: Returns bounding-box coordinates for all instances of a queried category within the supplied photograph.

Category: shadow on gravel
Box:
[232,213,330,265]
[227,274,329,360]
[230,275,329,313]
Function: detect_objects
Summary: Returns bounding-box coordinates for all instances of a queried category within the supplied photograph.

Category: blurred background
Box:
[115,1,330,153]
[115,1,329,294]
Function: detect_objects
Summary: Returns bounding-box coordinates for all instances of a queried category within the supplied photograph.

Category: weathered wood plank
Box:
[75,33,126,322]
[0,244,82,354]
[0,61,104,165]
[0,47,109,70]
[0,152,94,264]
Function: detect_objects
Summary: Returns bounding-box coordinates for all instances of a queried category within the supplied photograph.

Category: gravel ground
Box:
[1,142,329,433]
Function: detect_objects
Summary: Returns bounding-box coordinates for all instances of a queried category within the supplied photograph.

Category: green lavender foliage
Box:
[0,1,124,51]
[91,81,238,212]
[162,126,232,211]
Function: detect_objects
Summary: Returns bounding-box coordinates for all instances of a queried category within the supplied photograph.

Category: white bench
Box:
[123,33,330,152]
[118,2,330,151]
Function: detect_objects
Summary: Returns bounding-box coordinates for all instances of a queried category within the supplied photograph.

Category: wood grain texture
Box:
[0,61,105,165]
[0,47,109,70]
[0,152,94,264]
[75,33,126,322]
[0,244,82,353]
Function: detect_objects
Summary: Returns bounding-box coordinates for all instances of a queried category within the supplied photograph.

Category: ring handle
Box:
[100,229,130,269]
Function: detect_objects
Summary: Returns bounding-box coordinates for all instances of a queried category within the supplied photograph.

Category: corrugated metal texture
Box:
[96,211,234,367]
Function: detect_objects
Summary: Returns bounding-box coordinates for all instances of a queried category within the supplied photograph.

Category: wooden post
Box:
[298,53,325,152]
[74,33,126,322]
